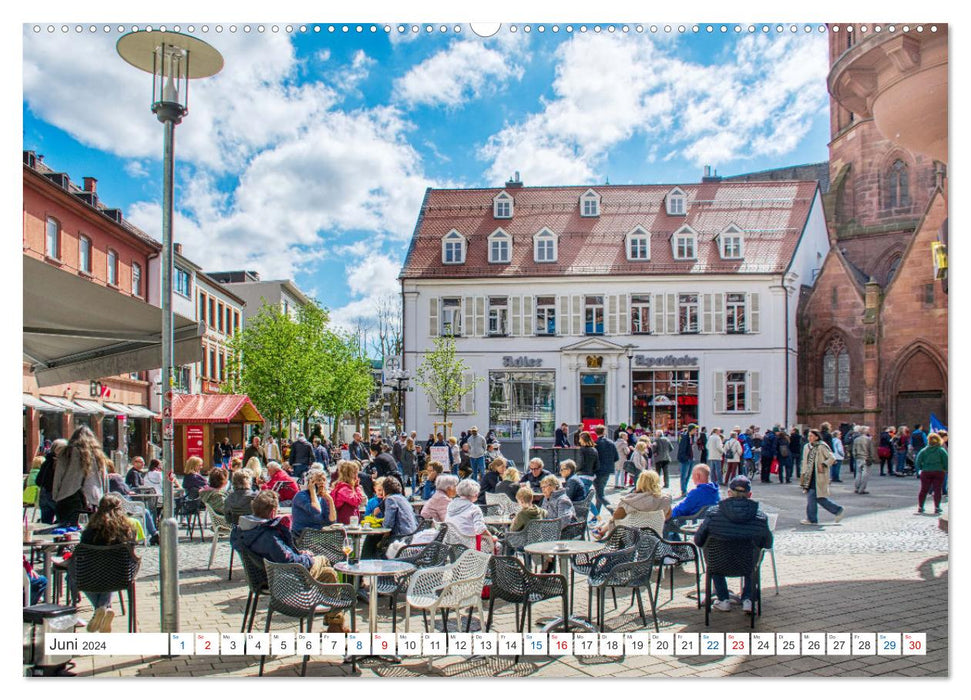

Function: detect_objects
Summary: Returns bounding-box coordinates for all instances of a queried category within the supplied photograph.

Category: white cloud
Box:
[329,50,376,94]
[123,160,150,179]
[328,252,404,332]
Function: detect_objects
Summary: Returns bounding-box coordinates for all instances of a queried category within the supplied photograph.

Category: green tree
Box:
[317,330,374,443]
[415,335,478,431]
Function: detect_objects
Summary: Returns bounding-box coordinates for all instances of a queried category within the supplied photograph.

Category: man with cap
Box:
[694,475,773,614]
[466,425,488,482]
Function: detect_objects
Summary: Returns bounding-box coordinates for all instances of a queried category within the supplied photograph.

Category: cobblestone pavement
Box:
[70,473,948,678]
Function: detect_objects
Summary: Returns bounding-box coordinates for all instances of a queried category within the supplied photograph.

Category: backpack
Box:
[778,441,790,458]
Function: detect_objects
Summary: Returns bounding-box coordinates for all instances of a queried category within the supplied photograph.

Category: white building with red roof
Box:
[400,176,830,448]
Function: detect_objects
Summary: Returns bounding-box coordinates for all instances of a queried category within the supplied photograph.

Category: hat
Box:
[728,475,752,495]
[470,426,478,432]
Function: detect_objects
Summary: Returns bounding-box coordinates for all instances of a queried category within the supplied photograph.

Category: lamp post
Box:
[117,31,223,633]
[384,368,411,435]
[625,344,635,428]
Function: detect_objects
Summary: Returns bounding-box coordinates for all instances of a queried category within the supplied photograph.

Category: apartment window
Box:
[535,296,556,335]
[199,293,207,326]
[822,336,850,405]
[666,189,687,216]
[233,311,240,335]
[175,266,191,297]
[534,229,557,262]
[219,352,226,381]
[132,262,142,297]
[488,297,509,336]
[107,249,118,286]
[209,297,216,326]
[217,302,225,333]
[493,192,513,219]
[200,348,207,380]
[209,348,217,380]
[674,234,696,260]
[78,235,92,274]
[585,296,605,335]
[923,283,935,307]
[678,293,699,334]
[726,293,746,333]
[581,196,599,217]
[45,217,60,259]
[627,227,650,260]
[725,371,747,412]
[630,295,652,334]
[442,230,466,264]
[488,230,511,263]
[887,159,910,209]
[441,297,462,336]
[721,233,743,259]
[225,306,233,334]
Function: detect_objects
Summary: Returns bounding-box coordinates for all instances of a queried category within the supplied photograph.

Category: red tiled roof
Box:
[400,181,820,279]
[170,394,264,424]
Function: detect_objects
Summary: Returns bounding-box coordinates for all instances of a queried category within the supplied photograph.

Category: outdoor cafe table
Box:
[409,499,426,513]
[342,526,391,560]
[524,539,604,632]
[483,515,514,530]
[334,559,415,634]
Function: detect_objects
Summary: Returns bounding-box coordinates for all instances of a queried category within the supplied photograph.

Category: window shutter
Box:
[607,294,618,335]
[749,292,760,334]
[618,294,629,335]
[713,371,725,413]
[665,293,677,334]
[654,293,665,335]
[702,294,713,333]
[511,296,522,336]
[475,297,486,337]
[749,371,761,412]
[523,295,534,336]
[571,295,582,335]
[464,297,474,336]
[559,296,570,336]
[429,297,439,337]
[460,371,475,414]
[714,293,724,333]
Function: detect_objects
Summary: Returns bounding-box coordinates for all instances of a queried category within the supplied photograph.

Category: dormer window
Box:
[672,225,698,260]
[719,225,744,259]
[493,191,513,219]
[442,229,466,264]
[666,187,687,216]
[579,189,601,217]
[488,229,512,263]
[533,228,558,262]
[626,226,651,261]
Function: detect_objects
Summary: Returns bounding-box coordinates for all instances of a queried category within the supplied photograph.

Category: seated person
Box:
[694,476,773,614]
[231,490,347,631]
[539,474,576,527]
[478,457,507,502]
[420,474,458,522]
[79,494,138,633]
[558,460,586,502]
[420,461,444,500]
[520,458,553,491]
[381,477,418,540]
[143,458,164,494]
[509,487,548,532]
[105,460,160,545]
[364,477,386,518]
[199,468,229,514]
[24,554,47,606]
[261,461,299,504]
[666,464,720,537]
[444,479,496,552]
[596,470,671,539]
[125,456,146,489]
[330,460,367,525]
[290,468,337,537]
[494,468,522,501]
[225,469,257,519]
[181,456,208,496]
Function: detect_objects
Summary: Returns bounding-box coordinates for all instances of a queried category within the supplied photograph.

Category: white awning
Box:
[104,401,135,417]
[23,255,204,387]
[23,393,59,411]
[104,401,157,419]
[74,399,124,416]
[40,396,99,414]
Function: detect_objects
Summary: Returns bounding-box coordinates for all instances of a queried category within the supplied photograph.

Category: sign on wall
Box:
[185,425,205,461]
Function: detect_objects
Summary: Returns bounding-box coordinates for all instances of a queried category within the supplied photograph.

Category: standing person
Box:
[759,427,776,484]
[915,433,947,515]
[698,427,709,464]
[466,426,487,482]
[311,437,329,468]
[677,425,698,496]
[448,436,461,472]
[789,426,804,479]
[653,429,672,489]
[554,422,571,448]
[79,494,138,632]
[576,431,598,496]
[630,440,650,476]
[706,428,724,486]
[400,437,418,496]
[593,425,619,512]
[264,435,283,464]
[739,430,754,477]
[910,424,927,454]
[776,429,792,484]
[819,422,834,450]
[392,434,405,469]
[35,439,68,524]
[878,427,895,476]
[288,433,314,481]
[799,429,844,525]
[242,436,266,470]
[749,428,763,477]
[830,430,845,483]
[217,437,233,468]
[894,426,911,475]
[614,431,631,488]
[723,431,743,484]
[852,426,877,495]
[52,426,107,526]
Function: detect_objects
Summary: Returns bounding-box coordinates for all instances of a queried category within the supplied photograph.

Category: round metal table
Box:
[341,526,391,560]
[524,539,604,632]
[334,559,415,662]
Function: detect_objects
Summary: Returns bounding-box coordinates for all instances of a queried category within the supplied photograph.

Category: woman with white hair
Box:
[290,468,337,537]
[444,479,495,552]
[420,473,458,522]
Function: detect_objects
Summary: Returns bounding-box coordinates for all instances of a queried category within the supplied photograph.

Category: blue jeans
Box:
[679,460,695,495]
[593,473,610,511]
[712,575,752,602]
[780,455,794,482]
[708,460,722,485]
[86,591,112,609]
[29,575,47,606]
[470,456,486,481]
[806,488,842,523]
[830,460,842,482]
[896,452,908,472]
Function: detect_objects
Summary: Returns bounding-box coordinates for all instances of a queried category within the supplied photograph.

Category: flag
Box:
[100,384,111,398]
[929,413,947,433]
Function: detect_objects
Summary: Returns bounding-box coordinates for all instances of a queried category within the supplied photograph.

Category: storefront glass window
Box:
[38,411,63,445]
[489,370,555,439]
[631,369,699,432]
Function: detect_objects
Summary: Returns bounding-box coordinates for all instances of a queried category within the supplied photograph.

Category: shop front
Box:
[169,394,264,473]
[488,368,556,440]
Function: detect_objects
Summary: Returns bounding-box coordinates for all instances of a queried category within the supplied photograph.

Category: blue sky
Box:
[22,22,831,329]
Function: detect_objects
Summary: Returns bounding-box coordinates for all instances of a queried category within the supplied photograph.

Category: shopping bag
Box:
[770,458,779,475]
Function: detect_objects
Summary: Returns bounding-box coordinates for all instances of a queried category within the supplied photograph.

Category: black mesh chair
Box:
[571,525,639,615]
[702,536,765,629]
[236,546,269,633]
[176,496,204,540]
[478,503,502,517]
[376,540,452,632]
[67,543,141,632]
[585,545,638,630]
[259,562,356,677]
[597,530,665,631]
[486,555,567,637]
[559,521,586,541]
[505,518,562,570]
[295,528,347,564]
[642,527,703,607]
[665,504,711,539]
[573,487,596,523]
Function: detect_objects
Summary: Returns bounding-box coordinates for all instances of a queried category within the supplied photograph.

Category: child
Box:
[509,487,548,532]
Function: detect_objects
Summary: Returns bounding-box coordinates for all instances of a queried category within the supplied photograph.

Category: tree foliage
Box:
[414,335,478,427]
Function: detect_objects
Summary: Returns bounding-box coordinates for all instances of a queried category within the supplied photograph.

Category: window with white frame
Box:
[174,266,192,298]
[721,230,744,259]
[726,293,746,333]
[488,297,509,336]
[725,371,747,411]
[666,188,687,216]
[627,227,650,260]
[534,229,557,262]
[678,293,699,333]
[535,296,556,335]
[442,230,466,264]
[45,217,60,259]
[107,249,119,286]
[488,230,511,263]
[674,231,697,259]
[132,262,142,297]
[493,191,513,219]
[441,297,462,336]
[78,235,92,274]
[630,295,652,334]
[585,295,605,335]
[580,190,601,217]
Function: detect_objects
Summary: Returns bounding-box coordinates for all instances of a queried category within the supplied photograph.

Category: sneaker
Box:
[100,609,115,633]
[742,599,753,614]
[934,508,943,515]
[834,508,845,524]
[916,507,924,514]
[713,599,732,612]
[858,491,870,495]
[799,519,817,525]
[87,607,106,633]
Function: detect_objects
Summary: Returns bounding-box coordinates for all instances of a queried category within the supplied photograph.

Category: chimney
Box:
[174,243,183,255]
[704,165,711,178]
[83,177,97,194]
[505,171,524,189]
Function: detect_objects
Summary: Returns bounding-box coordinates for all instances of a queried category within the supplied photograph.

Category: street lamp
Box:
[625,344,635,427]
[385,368,411,435]
[117,31,223,634]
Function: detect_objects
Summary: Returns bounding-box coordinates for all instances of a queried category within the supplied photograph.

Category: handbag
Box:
[770,458,779,475]
[878,446,892,460]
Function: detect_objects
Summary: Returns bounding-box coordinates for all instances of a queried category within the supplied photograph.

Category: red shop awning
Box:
[167,394,264,424]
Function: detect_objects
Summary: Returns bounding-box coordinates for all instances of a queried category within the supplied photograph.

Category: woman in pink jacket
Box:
[330,460,366,525]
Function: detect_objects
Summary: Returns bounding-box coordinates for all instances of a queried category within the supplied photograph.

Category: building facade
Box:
[401,180,830,442]
[206,270,310,322]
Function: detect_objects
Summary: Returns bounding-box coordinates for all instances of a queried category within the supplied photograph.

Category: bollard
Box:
[159,517,180,633]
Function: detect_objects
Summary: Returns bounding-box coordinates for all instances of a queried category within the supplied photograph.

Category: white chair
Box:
[404,549,491,633]
[485,492,521,517]
[119,499,149,545]
[204,503,233,572]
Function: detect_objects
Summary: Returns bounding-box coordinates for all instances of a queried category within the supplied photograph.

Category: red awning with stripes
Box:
[169,394,264,424]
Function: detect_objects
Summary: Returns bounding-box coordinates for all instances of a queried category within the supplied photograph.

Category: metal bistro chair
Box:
[559,520,586,541]
[259,562,356,677]
[504,518,562,570]
[478,503,502,517]
[67,543,141,632]
[664,504,711,540]
[236,547,268,633]
[295,527,347,565]
[573,487,596,523]
[586,544,639,631]
[204,503,234,577]
[642,527,703,608]
[486,555,567,635]
[376,540,452,632]
[485,492,521,517]
[403,549,491,633]
[572,525,639,616]
[702,536,765,629]
[176,495,204,541]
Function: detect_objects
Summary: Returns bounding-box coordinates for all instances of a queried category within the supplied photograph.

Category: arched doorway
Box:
[893,348,947,428]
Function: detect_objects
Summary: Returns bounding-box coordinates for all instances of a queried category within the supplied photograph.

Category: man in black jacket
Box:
[555,423,571,448]
[694,475,773,614]
[593,425,618,511]
[288,433,314,480]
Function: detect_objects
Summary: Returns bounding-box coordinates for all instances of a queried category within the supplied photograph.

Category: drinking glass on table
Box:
[77,512,89,529]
